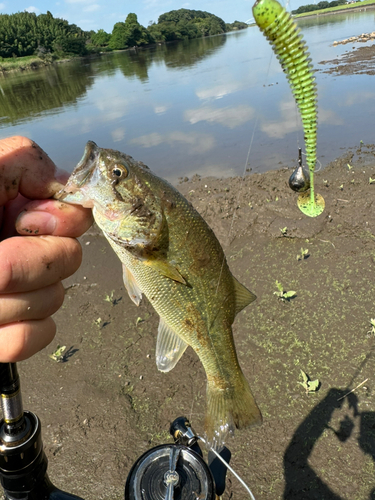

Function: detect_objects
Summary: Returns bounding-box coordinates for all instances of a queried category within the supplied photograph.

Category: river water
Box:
[0,8,374,182]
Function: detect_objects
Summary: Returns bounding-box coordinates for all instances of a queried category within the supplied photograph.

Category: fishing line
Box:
[215,48,275,297]
[219,0,298,260]
[198,435,257,500]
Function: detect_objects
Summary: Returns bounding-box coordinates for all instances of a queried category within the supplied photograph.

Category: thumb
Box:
[16,199,93,238]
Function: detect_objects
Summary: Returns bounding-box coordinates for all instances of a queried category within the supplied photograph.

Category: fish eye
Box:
[111,164,128,181]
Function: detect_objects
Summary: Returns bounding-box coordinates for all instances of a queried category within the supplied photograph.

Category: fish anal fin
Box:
[144,259,186,285]
[156,318,188,372]
[233,276,256,316]
[122,264,142,306]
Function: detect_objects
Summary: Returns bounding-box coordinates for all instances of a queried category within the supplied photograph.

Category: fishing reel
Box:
[0,363,230,500]
[0,364,255,499]
[125,416,229,500]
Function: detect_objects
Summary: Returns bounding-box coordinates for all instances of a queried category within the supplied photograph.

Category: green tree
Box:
[226,21,248,31]
[91,29,111,47]
[109,14,151,50]
[0,10,90,58]
[153,9,227,40]
[53,35,87,56]
[109,22,127,49]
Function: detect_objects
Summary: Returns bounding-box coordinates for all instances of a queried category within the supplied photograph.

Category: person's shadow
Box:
[283,387,375,499]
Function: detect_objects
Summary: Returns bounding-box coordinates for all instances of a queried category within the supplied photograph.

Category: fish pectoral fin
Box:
[144,258,186,285]
[233,276,256,315]
[122,264,143,306]
[156,318,188,372]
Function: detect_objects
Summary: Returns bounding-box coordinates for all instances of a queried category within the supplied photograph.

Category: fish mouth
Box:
[55,141,100,204]
[71,141,100,187]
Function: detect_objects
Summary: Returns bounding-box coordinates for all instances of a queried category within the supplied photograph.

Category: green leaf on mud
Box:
[299,369,320,394]
[275,280,283,293]
[49,345,66,362]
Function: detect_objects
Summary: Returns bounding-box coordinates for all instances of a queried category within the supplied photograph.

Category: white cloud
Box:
[185,105,255,129]
[0,3,5,11]
[65,0,92,3]
[83,3,100,12]
[130,131,215,154]
[25,6,40,13]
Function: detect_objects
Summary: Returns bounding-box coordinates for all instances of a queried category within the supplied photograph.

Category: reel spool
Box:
[125,444,215,500]
[125,417,217,500]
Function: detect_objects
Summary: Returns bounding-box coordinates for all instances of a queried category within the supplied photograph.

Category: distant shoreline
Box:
[0,31,243,76]
[294,1,375,19]
[1,2,374,76]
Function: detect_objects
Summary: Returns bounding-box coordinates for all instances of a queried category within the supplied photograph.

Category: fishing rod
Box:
[0,362,84,499]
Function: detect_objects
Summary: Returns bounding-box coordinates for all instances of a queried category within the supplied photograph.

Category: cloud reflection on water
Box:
[185,105,255,129]
[111,128,126,142]
[130,131,215,154]
[260,98,343,139]
[195,82,244,100]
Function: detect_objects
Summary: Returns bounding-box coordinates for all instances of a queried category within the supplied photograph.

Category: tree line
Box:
[0,11,87,58]
[292,0,348,14]
[0,8,248,59]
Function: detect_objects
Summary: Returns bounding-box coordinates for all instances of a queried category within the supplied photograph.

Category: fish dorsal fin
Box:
[122,264,142,306]
[233,276,256,316]
[156,318,188,372]
[144,258,186,285]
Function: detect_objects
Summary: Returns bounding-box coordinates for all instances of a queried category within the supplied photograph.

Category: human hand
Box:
[0,136,93,362]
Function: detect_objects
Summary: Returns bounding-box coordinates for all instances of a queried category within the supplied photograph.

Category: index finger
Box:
[0,235,82,293]
[0,136,63,206]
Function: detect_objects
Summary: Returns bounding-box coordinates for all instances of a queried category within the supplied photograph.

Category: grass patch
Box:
[0,55,50,72]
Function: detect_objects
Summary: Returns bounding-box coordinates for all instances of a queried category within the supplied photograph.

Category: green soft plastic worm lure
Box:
[252,0,324,217]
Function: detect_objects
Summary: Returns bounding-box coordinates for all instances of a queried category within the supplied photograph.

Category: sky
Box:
[0,0,309,33]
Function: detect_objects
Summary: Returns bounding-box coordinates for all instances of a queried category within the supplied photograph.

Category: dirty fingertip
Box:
[16,211,57,235]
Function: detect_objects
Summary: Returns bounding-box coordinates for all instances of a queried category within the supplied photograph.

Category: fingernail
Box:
[16,211,57,235]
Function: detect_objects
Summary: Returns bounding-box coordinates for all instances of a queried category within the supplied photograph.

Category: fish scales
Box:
[57,141,262,447]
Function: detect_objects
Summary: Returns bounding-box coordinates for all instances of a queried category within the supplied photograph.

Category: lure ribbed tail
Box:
[253,0,317,172]
[253,0,324,217]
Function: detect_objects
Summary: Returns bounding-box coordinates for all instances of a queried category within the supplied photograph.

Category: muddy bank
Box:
[13,142,375,500]
[319,42,375,75]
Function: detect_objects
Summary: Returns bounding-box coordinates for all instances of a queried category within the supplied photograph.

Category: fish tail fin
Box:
[205,372,262,450]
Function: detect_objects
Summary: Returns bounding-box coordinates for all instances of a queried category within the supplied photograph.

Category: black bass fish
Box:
[57,141,262,447]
